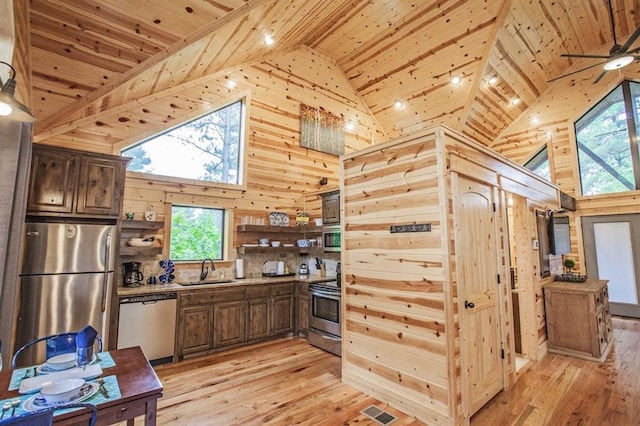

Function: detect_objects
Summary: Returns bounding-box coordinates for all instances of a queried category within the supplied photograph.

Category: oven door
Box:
[309,288,341,337]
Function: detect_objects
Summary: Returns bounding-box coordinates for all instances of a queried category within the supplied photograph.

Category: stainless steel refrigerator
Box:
[15,221,115,365]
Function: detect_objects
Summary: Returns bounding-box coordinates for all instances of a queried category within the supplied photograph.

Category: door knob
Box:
[464,300,475,309]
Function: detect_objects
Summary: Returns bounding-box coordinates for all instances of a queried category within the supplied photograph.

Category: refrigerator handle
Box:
[101,232,112,312]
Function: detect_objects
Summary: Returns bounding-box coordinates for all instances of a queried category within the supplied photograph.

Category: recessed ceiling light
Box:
[394,100,404,109]
[450,75,462,86]
[488,76,498,85]
[603,55,634,71]
[345,120,356,131]
[531,116,540,125]
[226,80,237,89]
[264,35,275,46]
[510,97,521,105]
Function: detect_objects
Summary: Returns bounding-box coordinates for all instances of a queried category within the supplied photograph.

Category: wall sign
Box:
[390,223,431,233]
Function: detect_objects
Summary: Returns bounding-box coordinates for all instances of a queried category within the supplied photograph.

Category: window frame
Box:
[121,94,250,192]
[524,145,551,182]
[574,80,640,196]
[168,204,233,263]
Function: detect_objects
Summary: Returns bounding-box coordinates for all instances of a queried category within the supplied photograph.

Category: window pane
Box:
[123,100,243,185]
[170,206,224,261]
[524,147,551,181]
[575,85,634,195]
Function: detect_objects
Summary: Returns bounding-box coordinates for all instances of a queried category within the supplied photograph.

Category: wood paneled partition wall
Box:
[341,125,559,424]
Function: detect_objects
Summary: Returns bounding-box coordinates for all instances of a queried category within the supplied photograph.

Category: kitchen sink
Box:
[178,279,235,286]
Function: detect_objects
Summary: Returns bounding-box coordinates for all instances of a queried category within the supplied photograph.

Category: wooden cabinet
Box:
[247,286,271,341]
[297,282,309,336]
[214,300,246,348]
[544,280,612,361]
[27,145,128,218]
[176,282,298,359]
[180,305,214,355]
[321,190,340,224]
[272,283,295,334]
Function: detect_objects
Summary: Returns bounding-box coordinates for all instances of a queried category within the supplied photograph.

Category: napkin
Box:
[75,325,97,348]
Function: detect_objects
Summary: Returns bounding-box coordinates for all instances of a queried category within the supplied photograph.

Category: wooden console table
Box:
[0,346,163,425]
[543,280,612,362]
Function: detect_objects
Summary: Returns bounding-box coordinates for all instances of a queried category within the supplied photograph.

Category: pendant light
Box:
[0,61,36,122]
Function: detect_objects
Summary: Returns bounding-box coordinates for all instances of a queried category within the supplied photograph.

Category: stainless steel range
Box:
[308,281,341,356]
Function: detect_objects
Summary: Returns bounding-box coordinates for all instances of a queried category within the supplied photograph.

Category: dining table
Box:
[0,346,163,425]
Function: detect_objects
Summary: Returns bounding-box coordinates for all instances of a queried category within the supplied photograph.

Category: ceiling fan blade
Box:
[628,47,640,54]
[561,53,611,59]
[620,26,640,53]
[547,60,608,83]
[593,70,608,84]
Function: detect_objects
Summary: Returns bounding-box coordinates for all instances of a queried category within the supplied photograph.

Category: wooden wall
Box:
[341,125,559,424]
[491,74,640,277]
[120,47,384,268]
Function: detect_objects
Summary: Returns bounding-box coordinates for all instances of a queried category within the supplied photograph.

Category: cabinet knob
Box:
[464,300,475,309]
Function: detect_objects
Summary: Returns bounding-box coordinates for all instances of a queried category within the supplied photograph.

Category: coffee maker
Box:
[123,262,143,287]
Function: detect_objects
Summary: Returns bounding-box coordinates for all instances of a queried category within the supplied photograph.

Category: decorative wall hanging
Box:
[300,104,345,156]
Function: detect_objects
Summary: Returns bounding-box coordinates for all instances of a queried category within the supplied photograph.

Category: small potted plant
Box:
[563,258,576,275]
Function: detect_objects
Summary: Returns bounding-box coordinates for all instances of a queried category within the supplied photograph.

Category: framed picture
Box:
[300,104,345,156]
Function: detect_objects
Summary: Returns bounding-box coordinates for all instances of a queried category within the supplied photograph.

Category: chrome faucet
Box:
[200,258,216,281]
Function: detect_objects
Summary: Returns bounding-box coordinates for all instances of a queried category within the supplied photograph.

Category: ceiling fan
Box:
[549,0,640,84]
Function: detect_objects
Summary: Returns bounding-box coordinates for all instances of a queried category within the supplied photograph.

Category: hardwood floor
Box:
[133,317,639,425]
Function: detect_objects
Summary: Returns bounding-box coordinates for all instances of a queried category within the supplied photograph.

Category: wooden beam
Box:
[34,0,272,137]
[458,0,512,134]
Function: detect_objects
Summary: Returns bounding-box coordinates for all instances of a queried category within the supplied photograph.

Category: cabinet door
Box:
[297,293,309,336]
[247,298,270,341]
[179,305,213,355]
[76,156,125,216]
[272,294,294,335]
[322,191,340,224]
[214,301,246,347]
[27,148,77,214]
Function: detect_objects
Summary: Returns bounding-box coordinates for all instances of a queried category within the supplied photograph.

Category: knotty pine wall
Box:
[492,75,640,280]
[341,125,559,424]
[119,47,384,275]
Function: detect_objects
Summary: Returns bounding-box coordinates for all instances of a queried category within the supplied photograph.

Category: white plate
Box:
[37,354,98,375]
[23,382,98,411]
[19,364,103,394]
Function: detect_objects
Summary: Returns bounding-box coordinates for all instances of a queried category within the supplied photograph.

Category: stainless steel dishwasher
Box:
[117,293,177,364]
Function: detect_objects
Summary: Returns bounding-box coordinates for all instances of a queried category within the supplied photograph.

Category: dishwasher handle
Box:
[120,293,177,304]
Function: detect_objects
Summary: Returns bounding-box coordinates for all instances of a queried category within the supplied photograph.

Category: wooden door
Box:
[179,305,214,356]
[214,301,246,348]
[27,147,77,214]
[454,174,504,416]
[76,156,125,216]
[247,298,270,341]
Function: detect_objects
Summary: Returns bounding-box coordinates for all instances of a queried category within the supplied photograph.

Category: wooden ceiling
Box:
[18,0,640,151]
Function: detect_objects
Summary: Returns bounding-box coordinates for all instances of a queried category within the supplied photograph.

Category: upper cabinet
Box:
[321,191,340,225]
[27,145,129,218]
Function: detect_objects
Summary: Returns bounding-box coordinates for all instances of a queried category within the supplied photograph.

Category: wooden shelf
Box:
[236,246,322,255]
[122,220,164,230]
[236,224,322,234]
[120,246,163,257]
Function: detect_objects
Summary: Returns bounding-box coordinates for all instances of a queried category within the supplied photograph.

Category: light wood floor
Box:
[137,317,639,425]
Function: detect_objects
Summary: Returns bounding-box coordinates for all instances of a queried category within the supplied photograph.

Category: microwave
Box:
[322,225,341,252]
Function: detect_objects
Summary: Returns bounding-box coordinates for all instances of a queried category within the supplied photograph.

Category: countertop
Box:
[116,274,338,297]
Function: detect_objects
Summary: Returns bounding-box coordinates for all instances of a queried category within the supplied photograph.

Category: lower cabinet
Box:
[272,284,295,335]
[297,283,309,336]
[176,282,297,359]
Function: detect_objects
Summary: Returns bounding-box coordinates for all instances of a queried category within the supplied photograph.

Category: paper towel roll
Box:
[235,259,244,278]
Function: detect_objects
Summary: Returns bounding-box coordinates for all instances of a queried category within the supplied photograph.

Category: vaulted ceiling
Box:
[17,0,640,152]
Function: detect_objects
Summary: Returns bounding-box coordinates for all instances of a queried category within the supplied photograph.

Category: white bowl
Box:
[314,218,323,226]
[41,378,85,403]
[46,353,76,371]
[128,238,153,247]
[271,241,281,247]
